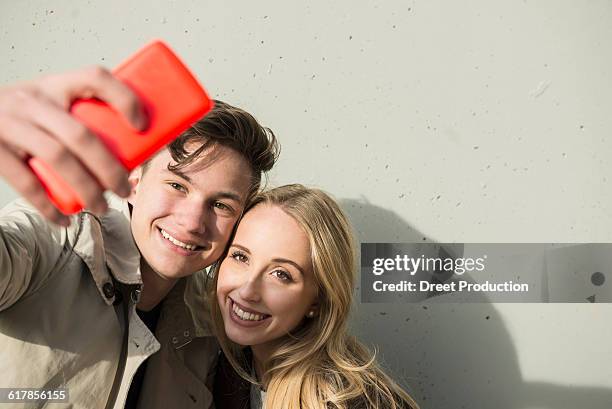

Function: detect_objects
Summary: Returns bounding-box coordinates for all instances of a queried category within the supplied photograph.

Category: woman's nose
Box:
[238,273,262,303]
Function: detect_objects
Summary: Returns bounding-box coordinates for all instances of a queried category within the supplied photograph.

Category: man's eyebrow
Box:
[166,167,243,203]
[167,167,191,183]
[215,191,243,203]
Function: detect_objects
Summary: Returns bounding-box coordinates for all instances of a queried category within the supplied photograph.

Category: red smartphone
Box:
[28,40,214,214]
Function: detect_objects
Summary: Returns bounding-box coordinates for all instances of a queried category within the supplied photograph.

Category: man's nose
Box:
[175,200,209,234]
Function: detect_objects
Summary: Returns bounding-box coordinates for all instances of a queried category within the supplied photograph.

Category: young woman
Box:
[209,184,419,409]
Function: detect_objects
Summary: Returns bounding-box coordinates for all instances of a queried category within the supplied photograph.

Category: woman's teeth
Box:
[233,302,267,321]
[160,229,198,251]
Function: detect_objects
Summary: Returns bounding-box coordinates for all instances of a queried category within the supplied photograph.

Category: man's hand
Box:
[0,66,148,226]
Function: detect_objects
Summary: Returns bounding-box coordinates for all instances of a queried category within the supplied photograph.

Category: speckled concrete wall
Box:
[1,1,611,408]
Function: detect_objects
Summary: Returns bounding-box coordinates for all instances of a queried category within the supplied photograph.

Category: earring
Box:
[307,310,315,318]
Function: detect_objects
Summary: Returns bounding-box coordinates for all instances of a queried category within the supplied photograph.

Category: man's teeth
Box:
[160,229,198,250]
[232,302,267,321]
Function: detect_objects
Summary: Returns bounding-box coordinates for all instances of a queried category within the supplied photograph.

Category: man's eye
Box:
[214,202,230,211]
[169,182,186,192]
[231,250,248,263]
[273,270,293,283]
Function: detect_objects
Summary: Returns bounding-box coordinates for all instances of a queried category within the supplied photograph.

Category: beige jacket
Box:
[0,197,218,409]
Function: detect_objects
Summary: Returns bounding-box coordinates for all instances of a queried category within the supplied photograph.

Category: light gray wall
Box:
[2,1,612,408]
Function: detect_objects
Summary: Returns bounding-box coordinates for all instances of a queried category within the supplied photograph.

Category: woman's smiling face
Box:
[216,203,319,348]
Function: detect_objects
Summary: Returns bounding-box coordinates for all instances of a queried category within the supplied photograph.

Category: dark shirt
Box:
[124,303,162,409]
[214,350,252,409]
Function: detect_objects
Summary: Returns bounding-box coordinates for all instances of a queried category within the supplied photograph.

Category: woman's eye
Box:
[273,270,293,282]
[231,251,248,263]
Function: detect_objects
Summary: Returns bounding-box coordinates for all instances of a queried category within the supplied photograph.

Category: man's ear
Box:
[127,167,142,205]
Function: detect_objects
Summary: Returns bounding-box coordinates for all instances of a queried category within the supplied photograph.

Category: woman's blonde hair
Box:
[209,184,419,409]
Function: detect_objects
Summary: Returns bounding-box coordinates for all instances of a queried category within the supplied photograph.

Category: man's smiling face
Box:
[128,143,252,279]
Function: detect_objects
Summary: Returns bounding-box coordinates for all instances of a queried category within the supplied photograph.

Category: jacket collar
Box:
[157,270,215,348]
[183,269,215,338]
[71,195,142,306]
[101,195,142,285]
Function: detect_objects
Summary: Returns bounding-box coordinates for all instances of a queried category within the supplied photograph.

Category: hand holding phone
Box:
[0,68,140,225]
[28,40,213,216]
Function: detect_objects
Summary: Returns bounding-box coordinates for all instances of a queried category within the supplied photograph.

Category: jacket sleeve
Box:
[0,198,77,312]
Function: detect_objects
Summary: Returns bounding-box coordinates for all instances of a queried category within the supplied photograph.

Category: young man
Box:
[0,67,279,408]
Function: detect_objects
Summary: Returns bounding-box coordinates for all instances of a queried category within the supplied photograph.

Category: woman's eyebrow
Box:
[271,258,305,276]
[231,243,306,276]
[231,243,251,253]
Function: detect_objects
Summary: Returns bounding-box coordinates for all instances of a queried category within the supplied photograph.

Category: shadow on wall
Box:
[339,198,612,409]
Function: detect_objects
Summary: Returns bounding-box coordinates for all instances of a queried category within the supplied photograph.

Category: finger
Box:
[0,116,109,215]
[41,66,148,131]
[0,142,70,226]
[12,93,132,199]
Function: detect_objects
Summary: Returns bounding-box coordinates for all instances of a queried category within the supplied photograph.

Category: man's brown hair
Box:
[143,99,279,198]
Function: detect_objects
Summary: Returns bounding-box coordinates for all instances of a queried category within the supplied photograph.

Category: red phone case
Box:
[28,40,214,214]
